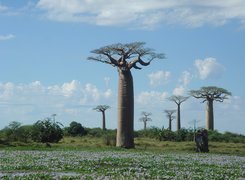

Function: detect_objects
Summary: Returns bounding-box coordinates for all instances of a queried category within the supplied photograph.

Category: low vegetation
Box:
[0,121,244,155]
[0,121,244,179]
[0,149,244,179]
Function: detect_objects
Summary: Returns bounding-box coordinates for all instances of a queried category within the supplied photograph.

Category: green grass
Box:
[1,136,244,156]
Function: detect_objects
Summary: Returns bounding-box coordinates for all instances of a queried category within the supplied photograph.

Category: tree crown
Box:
[139,111,152,122]
[168,95,189,105]
[87,42,165,71]
[190,86,232,102]
[164,110,176,119]
[93,105,110,112]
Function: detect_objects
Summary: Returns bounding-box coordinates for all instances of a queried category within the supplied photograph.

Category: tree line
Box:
[0,120,244,146]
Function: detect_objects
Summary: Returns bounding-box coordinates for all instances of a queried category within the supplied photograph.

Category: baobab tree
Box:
[164,110,176,131]
[190,86,231,130]
[139,111,152,130]
[168,95,189,131]
[88,42,165,148]
[93,105,110,131]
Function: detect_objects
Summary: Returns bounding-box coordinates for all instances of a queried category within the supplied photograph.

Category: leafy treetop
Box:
[190,86,232,103]
[87,42,165,70]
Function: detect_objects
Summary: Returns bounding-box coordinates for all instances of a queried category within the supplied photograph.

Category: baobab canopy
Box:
[87,42,165,70]
[190,86,232,103]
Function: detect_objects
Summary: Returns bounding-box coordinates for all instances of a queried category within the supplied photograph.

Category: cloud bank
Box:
[148,71,171,87]
[0,34,15,41]
[195,57,225,80]
[0,80,112,121]
[36,0,245,29]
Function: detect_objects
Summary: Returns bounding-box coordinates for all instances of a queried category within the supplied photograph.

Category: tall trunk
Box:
[102,111,106,131]
[144,121,146,130]
[169,118,172,131]
[177,104,181,131]
[206,99,214,130]
[117,69,134,148]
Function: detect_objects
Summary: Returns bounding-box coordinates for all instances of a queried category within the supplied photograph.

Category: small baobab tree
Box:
[190,86,231,130]
[168,95,189,131]
[93,105,110,131]
[88,42,165,148]
[139,111,152,130]
[164,110,176,131]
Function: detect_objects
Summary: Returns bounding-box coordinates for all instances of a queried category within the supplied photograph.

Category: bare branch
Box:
[87,42,165,71]
[168,95,189,105]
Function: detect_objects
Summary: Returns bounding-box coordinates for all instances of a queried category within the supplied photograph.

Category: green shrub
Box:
[66,121,87,136]
[31,118,63,143]
[103,133,116,146]
[85,128,105,137]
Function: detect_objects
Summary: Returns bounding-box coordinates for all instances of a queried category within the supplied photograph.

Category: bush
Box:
[136,128,196,142]
[85,128,105,137]
[175,129,193,141]
[103,132,116,146]
[0,122,33,143]
[31,118,63,143]
[67,121,87,136]
[136,127,163,140]
[209,130,245,143]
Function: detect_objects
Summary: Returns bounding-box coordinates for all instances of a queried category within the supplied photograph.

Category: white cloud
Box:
[195,57,225,80]
[61,80,80,97]
[173,86,185,96]
[172,71,192,96]
[0,4,8,12]
[36,0,245,29]
[179,71,192,86]
[148,71,171,87]
[136,91,168,105]
[0,34,15,41]
[0,80,113,113]
[0,80,116,129]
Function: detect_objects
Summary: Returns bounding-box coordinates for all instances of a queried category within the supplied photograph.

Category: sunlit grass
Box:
[2,136,245,156]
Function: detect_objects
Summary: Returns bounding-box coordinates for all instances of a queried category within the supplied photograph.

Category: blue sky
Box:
[0,0,244,134]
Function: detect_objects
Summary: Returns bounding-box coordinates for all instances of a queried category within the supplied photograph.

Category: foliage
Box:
[190,86,232,103]
[135,127,244,143]
[66,121,87,137]
[0,121,32,143]
[102,131,116,146]
[3,121,22,141]
[85,128,106,137]
[209,130,245,143]
[31,118,63,143]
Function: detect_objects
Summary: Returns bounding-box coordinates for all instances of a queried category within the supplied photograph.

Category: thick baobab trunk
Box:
[176,104,181,131]
[102,111,106,131]
[117,69,134,148]
[206,99,214,130]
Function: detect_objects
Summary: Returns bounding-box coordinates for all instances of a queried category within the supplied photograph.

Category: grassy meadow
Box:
[0,136,245,179]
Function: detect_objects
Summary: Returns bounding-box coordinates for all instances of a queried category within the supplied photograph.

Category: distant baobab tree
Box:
[164,110,176,131]
[190,86,231,130]
[168,95,189,131]
[139,111,152,130]
[87,42,165,148]
[93,105,110,131]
